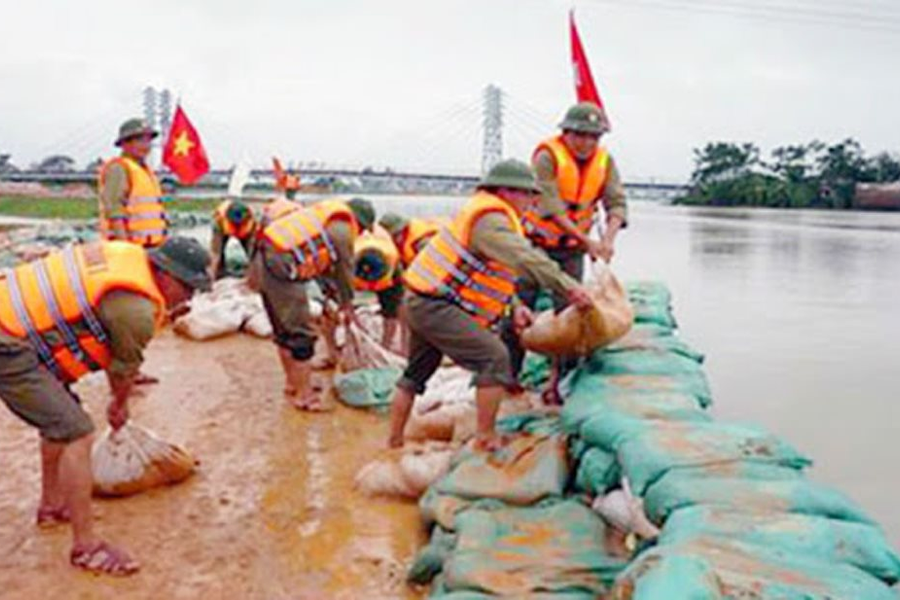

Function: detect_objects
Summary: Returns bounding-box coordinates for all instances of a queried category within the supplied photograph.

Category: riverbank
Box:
[0,196,222,220]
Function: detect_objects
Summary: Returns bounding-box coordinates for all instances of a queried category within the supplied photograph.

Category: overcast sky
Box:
[1,0,899,180]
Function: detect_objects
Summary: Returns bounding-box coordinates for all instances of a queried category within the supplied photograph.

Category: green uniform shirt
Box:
[98,160,130,238]
[97,291,157,378]
[533,148,629,227]
[470,213,579,297]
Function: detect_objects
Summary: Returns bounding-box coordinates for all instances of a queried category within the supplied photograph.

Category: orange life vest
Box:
[214,200,257,240]
[98,155,168,248]
[354,225,400,292]
[404,192,523,329]
[0,242,166,383]
[260,196,300,228]
[398,218,441,268]
[261,199,360,281]
[523,136,610,249]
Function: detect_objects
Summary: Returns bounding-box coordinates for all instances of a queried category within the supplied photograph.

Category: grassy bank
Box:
[0,196,222,220]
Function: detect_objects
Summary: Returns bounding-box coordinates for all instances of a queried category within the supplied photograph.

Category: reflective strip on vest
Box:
[32,260,101,371]
[2,269,62,376]
[62,247,108,345]
[405,260,497,323]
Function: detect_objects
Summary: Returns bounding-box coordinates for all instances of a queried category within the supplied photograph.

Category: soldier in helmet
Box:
[0,237,210,576]
[97,118,168,249]
[386,159,592,451]
[209,199,257,279]
[515,102,629,403]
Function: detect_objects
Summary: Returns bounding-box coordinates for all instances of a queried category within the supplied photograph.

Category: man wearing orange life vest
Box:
[386,160,592,451]
[0,237,210,576]
[362,213,444,354]
[353,223,406,352]
[209,199,257,279]
[254,197,375,410]
[97,118,169,248]
[516,102,629,403]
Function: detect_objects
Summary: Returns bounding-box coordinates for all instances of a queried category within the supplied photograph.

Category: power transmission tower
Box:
[158,89,173,139]
[481,84,503,175]
[142,87,158,132]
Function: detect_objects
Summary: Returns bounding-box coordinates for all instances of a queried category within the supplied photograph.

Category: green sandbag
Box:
[605,326,705,363]
[644,468,874,525]
[590,349,705,378]
[578,402,711,453]
[433,592,596,599]
[615,421,812,494]
[611,537,897,600]
[625,281,672,305]
[332,367,400,407]
[624,281,677,330]
[433,432,570,505]
[442,500,628,597]
[573,446,620,496]
[409,526,458,585]
[661,506,900,584]
[520,353,551,389]
[562,374,712,433]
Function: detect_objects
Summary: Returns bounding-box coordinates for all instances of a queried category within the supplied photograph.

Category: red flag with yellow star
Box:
[162,105,209,185]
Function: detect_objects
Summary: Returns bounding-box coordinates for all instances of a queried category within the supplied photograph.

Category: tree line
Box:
[674,139,900,209]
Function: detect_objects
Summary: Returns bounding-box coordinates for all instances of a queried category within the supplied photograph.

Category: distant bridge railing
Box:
[2,169,690,199]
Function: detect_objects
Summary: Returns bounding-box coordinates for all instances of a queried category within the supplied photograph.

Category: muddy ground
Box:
[0,331,427,600]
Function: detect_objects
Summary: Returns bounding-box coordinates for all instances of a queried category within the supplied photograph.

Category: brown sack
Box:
[91,423,197,497]
[520,264,633,357]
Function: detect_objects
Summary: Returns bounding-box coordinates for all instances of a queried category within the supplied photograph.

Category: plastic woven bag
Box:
[521,264,633,357]
[92,423,197,497]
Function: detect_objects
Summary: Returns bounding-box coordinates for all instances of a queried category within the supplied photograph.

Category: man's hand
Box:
[512,305,535,334]
[566,286,593,311]
[107,400,129,430]
[585,238,606,262]
[596,235,615,263]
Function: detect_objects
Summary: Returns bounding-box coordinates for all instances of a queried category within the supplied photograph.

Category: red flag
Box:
[162,105,210,185]
[570,10,611,130]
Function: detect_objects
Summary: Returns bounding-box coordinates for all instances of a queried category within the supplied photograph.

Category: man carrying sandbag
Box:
[209,199,257,279]
[353,223,407,352]
[386,159,592,452]
[254,197,375,410]
[517,102,629,402]
[0,237,210,576]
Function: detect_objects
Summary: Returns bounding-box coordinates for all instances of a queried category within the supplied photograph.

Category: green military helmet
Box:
[478,159,542,194]
[558,102,608,135]
[347,197,376,231]
[225,200,252,225]
[378,212,409,237]
[147,236,212,292]
[115,118,159,146]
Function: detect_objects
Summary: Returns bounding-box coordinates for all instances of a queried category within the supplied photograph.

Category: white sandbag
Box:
[591,478,660,540]
[175,277,269,341]
[92,423,197,497]
[338,320,405,372]
[521,264,633,356]
[355,443,454,499]
[242,311,273,338]
[406,402,477,443]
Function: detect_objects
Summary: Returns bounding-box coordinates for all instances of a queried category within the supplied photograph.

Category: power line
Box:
[583,0,900,34]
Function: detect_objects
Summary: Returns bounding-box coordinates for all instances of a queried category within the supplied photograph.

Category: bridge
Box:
[1,85,690,202]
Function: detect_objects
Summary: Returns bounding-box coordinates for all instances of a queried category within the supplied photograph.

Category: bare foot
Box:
[134,372,159,386]
[474,433,511,453]
[289,393,332,412]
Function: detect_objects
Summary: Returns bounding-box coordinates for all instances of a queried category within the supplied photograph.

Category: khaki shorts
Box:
[0,331,95,443]
[397,294,514,395]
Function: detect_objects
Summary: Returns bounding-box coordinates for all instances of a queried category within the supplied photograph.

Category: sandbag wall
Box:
[413,281,900,599]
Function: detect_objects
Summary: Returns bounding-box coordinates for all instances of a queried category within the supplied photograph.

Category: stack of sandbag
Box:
[521,263,633,356]
[355,442,455,499]
[173,277,272,340]
[91,423,197,497]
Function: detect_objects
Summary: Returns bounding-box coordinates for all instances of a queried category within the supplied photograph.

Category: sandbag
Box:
[643,468,873,525]
[610,537,897,600]
[614,421,811,494]
[573,446,620,497]
[338,320,404,372]
[174,277,268,341]
[333,366,401,408]
[660,506,900,584]
[355,442,455,499]
[520,265,633,357]
[592,482,660,540]
[92,423,197,497]
[442,500,628,597]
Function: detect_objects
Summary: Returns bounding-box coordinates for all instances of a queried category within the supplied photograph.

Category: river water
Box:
[358,196,900,545]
